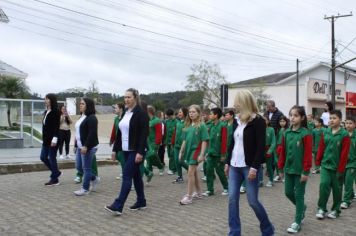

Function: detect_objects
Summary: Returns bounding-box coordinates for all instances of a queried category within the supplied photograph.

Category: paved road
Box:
[0,165,355,236]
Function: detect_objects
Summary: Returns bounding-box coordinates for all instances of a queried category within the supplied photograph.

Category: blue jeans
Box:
[76,147,97,191]
[40,145,60,181]
[111,151,146,211]
[228,166,274,236]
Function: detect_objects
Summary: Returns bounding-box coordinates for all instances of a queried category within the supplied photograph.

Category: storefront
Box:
[346,92,356,118]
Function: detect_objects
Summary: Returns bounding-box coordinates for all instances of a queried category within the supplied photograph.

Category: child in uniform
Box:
[278,106,312,233]
[264,116,276,187]
[274,115,289,182]
[179,105,209,205]
[203,107,229,196]
[307,114,315,131]
[165,109,177,175]
[340,117,356,209]
[315,110,351,219]
[311,118,325,174]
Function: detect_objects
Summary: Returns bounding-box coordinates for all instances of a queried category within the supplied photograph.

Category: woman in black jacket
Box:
[40,93,62,186]
[224,90,274,236]
[105,88,149,215]
[73,98,99,196]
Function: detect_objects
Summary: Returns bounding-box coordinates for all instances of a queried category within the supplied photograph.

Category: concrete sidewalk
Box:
[0,143,116,174]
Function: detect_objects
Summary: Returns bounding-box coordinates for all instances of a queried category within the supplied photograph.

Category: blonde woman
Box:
[224,90,275,236]
[179,105,209,205]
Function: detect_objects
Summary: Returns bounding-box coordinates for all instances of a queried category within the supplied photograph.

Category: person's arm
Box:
[155,123,163,145]
[251,117,266,169]
[267,128,276,155]
[220,126,228,158]
[51,110,60,146]
[84,115,98,149]
[171,126,176,145]
[302,134,313,176]
[337,136,351,173]
[137,111,149,155]
[179,140,186,161]
[315,133,325,166]
[109,123,116,146]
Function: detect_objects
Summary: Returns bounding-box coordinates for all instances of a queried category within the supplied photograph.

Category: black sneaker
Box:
[44,180,59,186]
[129,202,147,211]
[104,205,122,216]
[172,177,184,184]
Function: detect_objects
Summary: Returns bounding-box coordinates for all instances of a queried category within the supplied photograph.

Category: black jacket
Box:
[77,114,99,150]
[42,109,60,147]
[113,105,149,155]
[226,114,266,170]
[264,108,283,134]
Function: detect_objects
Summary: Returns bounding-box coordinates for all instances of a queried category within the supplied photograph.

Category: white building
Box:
[228,62,356,119]
[0,60,28,79]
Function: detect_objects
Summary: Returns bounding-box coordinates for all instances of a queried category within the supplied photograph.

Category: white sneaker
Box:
[221,189,229,196]
[354,193,356,199]
[316,209,325,219]
[115,176,121,180]
[74,188,89,196]
[327,210,339,219]
[65,154,71,159]
[240,186,246,193]
[202,191,213,197]
[273,176,280,182]
[167,170,174,175]
[59,155,65,160]
[266,181,273,187]
[74,176,82,183]
[90,176,100,192]
[159,169,164,176]
[287,222,301,233]
[201,176,207,181]
[340,202,348,209]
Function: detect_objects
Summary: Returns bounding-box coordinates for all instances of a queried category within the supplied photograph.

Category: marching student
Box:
[263,116,276,187]
[315,110,351,219]
[203,107,229,196]
[274,115,289,182]
[144,105,165,183]
[172,107,189,183]
[311,118,325,174]
[278,105,312,233]
[165,108,177,175]
[179,105,209,205]
[340,117,356,209]
[307,114,315,131]
[201,108,212,182]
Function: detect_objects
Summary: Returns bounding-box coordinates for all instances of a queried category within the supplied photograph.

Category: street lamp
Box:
[0,7,9,23]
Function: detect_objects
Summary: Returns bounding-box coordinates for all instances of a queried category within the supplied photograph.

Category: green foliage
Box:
[178,91,204,107]
[186,61,227,108]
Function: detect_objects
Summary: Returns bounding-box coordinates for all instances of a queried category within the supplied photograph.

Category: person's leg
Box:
[75,148,83,179]
[266,157,274,184]
[145,148,154,172]
[168,145,176,172]
[228,166,243,236]
[206,156,215,194]
[111,152,136,211]
[343,168,356,206]
[317,167,332,212]
[244,167,274,236]
[284,173,296,205]
[174,147,183,178]
[330,170,342,214]
[216,159,228,191]
[158,144,165,166]
[91,154,98,176]
[294,175,307,225]
[81,148,97,191]
[132,156,146,206]
[116,151,125,175]
[58,130,64,156]
[40,146,51,171]
[187,165,196,196]
[64,130,71,156]
[48,146,60,181]
[193,165,202,194]
[151,146,164,170]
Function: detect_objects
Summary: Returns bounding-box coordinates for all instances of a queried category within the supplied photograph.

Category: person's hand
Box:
[220,156,226,162]
[111,152,117,161]
[135,153,143,163]
[224,164,229,177]
[300,174,308,182]
[198,155,205,163]
[51,142,57,147]
[247,168,257,181]
[80,146,87,154]
[279,172,284,180]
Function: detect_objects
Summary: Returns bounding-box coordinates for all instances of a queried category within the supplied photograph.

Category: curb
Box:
[0,160,118,175]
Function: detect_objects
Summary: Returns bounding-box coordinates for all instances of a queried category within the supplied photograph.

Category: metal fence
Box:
[0,98,64,147]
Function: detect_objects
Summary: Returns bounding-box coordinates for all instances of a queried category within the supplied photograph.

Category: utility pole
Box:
[296,59,299,105]
[0,7,9,23]
[324,12,352,108]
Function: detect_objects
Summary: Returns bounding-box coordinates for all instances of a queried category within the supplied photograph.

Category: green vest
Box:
[148,116,161,146]
[207,120,227,157]
[346,130,356,169]
[174,119,185,149]
[164,118,177,145]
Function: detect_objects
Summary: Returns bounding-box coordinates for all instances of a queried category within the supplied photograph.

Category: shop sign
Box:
[346,92,356,108]
[308,78,345,102]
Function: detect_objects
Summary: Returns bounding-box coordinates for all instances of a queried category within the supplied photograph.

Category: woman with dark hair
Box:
[105,88,149,215]
[58,105,72,160]
[321,101,333,127]
[40,93,62,186]
[73,98,99,196]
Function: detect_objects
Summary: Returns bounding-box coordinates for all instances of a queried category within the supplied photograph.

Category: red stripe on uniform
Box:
[192,143,202,160]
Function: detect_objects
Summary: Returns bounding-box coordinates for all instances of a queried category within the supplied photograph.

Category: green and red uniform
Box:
[206,120,228,194]
[182,123,209,165]
[165,118,177,172]
[342,130,356,206]
[316,128,351,214]
[265,126,276,183]
[278,127,312,225]
[145,116,164,173]
[172,119,188,178]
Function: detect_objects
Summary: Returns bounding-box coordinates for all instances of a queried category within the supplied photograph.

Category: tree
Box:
[178,91,204,107]
[250,85,271,112]
[86,80,100,102]
[0,75,30,127]
[186,61,227,108]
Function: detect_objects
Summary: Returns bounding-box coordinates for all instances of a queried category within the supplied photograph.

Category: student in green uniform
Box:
[340,117,356,209]
[307,114,315,131]
[203,107,229,196]
[201,108,212,182]
[165,108,177,175]
[278,105,312,234]
[179,105,209,205]
[109,103,125,180]
[172,107,189,184]
[311,118,325,174]
[315,110,351,219]
[144,106,165,183]
[263,116,276,187]
[274,115,289,182]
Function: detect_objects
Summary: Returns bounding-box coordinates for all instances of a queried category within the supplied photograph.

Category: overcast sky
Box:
[0,0,355,96]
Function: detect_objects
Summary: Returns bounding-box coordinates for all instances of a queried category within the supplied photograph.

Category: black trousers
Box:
[58,129,71,155]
